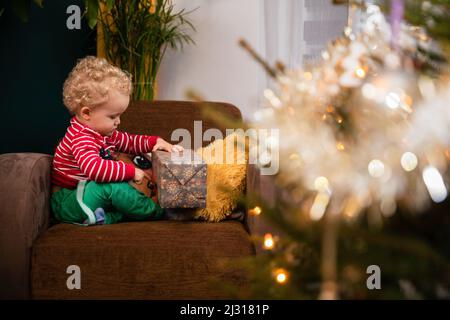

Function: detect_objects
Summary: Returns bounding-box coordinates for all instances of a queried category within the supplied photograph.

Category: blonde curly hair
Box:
[63,56,132,114]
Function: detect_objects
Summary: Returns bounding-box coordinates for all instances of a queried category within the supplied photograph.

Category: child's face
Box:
[81,90,130,136]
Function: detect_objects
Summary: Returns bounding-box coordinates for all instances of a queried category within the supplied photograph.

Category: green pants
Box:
[51,180,163,225]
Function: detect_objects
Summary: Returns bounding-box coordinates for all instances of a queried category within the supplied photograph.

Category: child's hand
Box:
[152,138,184,153]
[133,168,146,184]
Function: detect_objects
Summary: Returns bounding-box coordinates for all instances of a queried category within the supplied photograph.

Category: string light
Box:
[355,67,366,78]
[401,152,418,171]
[400,94,414,113]
[385,92,401,109]
[263,233,275,250]
[404,94,413,106]
[310,192,330,221]
[249,206,262,216]
[422,166,448,203]
[314,176,330,193]
[368,159,385,178]
[344,26,353,37]
[273,268,289,284]
[258,150,272,167]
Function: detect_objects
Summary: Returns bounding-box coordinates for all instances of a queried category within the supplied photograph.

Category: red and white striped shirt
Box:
[52,116,159,189]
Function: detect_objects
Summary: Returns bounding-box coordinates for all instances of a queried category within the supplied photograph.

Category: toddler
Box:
[51,56,183,225]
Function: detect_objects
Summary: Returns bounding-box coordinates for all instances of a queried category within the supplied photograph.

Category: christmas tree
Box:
[231,0,450,299]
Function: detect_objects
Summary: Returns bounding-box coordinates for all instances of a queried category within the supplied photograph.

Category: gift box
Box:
[151,150,207,208]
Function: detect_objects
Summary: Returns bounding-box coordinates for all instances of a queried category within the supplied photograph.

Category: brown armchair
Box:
[0,101,267,300]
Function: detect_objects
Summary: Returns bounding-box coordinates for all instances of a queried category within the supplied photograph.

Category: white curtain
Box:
[258,0,348,97]
[262,0,303,69]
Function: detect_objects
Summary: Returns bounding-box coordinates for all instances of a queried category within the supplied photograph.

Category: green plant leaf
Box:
[105,0,114,12]
[99,0,196,100]
[33,0,44,8]
[85,0,99,29]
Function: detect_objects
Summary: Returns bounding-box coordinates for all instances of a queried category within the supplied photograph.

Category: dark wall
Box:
[0,0,95,155]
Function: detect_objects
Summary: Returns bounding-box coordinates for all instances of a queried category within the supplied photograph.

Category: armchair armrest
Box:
[0,153,52,299]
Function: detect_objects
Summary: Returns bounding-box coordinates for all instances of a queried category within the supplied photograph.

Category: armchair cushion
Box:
[31,220,254,299]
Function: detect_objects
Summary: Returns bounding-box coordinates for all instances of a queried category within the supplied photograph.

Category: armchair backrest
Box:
[119,100,243,149]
